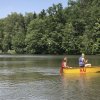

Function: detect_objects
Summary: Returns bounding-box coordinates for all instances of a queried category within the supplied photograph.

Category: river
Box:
[0,55,100,100]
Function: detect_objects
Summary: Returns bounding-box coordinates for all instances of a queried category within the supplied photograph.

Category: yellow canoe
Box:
[63,67,100,74]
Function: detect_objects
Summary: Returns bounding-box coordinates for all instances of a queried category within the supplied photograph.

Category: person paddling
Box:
[79,53,86,72]
[79,53,91,73]
[61,57,69,68]
[60,57,72,74]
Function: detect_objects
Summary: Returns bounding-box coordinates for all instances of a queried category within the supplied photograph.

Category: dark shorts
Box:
[79,65,85,68]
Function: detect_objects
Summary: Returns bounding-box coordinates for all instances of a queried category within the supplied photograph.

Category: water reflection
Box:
[61,73,100,100]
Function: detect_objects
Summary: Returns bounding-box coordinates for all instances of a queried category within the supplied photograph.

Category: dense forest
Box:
[0,0,100,55]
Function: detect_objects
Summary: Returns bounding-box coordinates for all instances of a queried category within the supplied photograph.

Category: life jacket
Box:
[79,56,85,66]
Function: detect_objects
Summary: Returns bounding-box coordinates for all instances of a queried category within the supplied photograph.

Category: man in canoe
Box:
[79,53,91,72]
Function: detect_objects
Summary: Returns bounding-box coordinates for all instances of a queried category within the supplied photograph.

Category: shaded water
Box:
[0,55,100,100]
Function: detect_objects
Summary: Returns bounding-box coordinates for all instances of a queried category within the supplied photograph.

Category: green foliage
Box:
[0,0,99,54]
[0,20,4,51]
[12,33,25,54]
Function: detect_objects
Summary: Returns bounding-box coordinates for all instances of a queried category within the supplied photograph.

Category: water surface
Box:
[0,55,100,100]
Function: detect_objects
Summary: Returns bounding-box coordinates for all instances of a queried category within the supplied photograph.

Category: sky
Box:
[0,0,68,18]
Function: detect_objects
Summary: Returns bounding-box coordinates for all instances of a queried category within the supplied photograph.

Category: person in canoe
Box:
[79,53,91,72]
[62,57,69,68]
[60,57,72,73]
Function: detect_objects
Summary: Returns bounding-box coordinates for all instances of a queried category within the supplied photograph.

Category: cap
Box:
[82,53,85,57]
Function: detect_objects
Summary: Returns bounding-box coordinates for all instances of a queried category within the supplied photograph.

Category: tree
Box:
[0,19,4,51]
[24,12,37,28]
[39,9,46,19]
[0,0,99,54]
